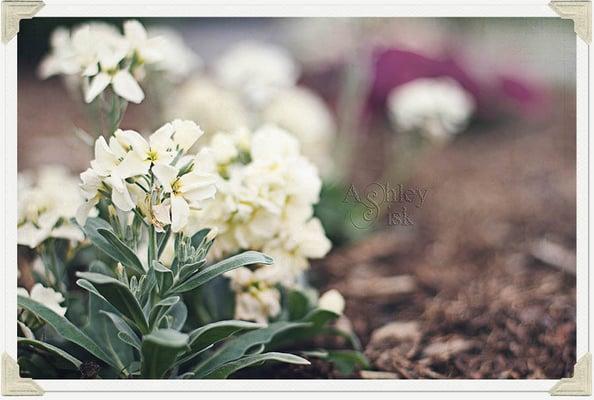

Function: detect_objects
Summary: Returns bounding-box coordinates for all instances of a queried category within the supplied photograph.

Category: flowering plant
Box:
[17,20,366,379]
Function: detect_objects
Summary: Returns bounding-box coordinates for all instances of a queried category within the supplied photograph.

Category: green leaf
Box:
[117,331,141,351]
[174,320,262,368]
[170,251,273,295]
[302,350,369,375]
[81,217,114,256]
[148,296,180,329]
[76,272,149,334]
[188,320,264,354]
[18,295,117,367]
[18,338,82,370]
[178,260,206,281]
[203,352,310,379]
[157,227,171,258]
[153,261,174,295]
[190,228,211,248]
[97,228,145,275]
[81,261,134,376]
[167,301,187,330]
[286,289,311,320]
[100,311,142,350]
[192,321,310,378]
[303,308,341,327]
[270,308,341,349]
[141,329,189,379]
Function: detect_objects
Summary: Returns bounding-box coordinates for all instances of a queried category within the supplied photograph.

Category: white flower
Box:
[318,289,345,315]
[123,20,164,65]
[147,27,202,82]
[153,164,217,232]
[18,284,67,316]
[262,86,336,173]
[38,23,125,79]
[214,41,300,107]
[387,77,475,140]
[85,68,144,104]
[196,125,330,289]
[226,267,281,324]
[18,166,86,248]
[39,20,191,105]
[262,218,331,286]
[164,77,250,143]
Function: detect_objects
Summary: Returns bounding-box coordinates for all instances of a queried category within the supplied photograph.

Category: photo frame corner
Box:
[1,0,45,44]
[549,352,592,396]
[548,0,592,44]
[1,352,44,396]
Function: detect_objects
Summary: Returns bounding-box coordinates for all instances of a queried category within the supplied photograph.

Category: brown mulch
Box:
[19,70,576,379]
[314,98,576,379]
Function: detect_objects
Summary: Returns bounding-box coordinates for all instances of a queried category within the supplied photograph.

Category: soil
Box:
[311,97,576,379]
[19,72,577,380]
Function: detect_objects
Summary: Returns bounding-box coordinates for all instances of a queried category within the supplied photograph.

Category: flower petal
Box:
[115,151,150,178]
[152,163,178,193]
[170,196,190,233]
[84,72,111,103]
[112,70,144,104]
[109,180,135,211]
[76,197,99,226]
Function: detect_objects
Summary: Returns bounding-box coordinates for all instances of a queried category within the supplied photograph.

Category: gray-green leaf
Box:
[169,251,272,294]
[192,321,309,378]
[97,228,145,275]
[203,352,310,379]
[18,295,117,367]
[76,272,149,334]
[18,338,82,370]
[141,329,189,379]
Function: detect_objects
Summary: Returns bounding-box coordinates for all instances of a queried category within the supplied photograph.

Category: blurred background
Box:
[18,17,576,378]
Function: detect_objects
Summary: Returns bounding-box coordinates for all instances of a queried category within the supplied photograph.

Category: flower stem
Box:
[148,225,158,270]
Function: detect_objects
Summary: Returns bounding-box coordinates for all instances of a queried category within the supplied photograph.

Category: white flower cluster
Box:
[18,166,86,248]
[227,267,281,324]
[387,77,475,141]
[18,284,67,316]
[39,20,199,104]
[76,120,216,233]
[166,41,336,175]
[194,125,332,322]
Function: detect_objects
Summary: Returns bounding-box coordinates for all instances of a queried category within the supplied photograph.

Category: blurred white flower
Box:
[226,266,281,324]
[262,86,336,174]
[318,289,345,315]
[18,166,86,248]
[387,77,475,141]
[32,257,55,286]
[39,22,126,79]
[262,218,331,286]
[39,20,195,105]
[214,41,300,107]
[18,284,67,316]
[164,77,250,143]
[148,27,202,82]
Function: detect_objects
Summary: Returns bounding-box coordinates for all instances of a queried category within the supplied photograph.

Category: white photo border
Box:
[0,0,590,394]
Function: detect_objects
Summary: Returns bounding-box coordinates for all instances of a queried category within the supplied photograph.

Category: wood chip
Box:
[422,338,476,360]
[530,239,575,275]
[359,370,399,379]
[370,321,420,345]
[344,275,416,298]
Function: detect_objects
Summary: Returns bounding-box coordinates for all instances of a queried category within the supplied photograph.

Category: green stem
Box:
[148,225,158,270]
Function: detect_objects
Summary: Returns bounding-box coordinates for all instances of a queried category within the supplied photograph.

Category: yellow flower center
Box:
[172,178,182,195]
[147,149,159,162]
